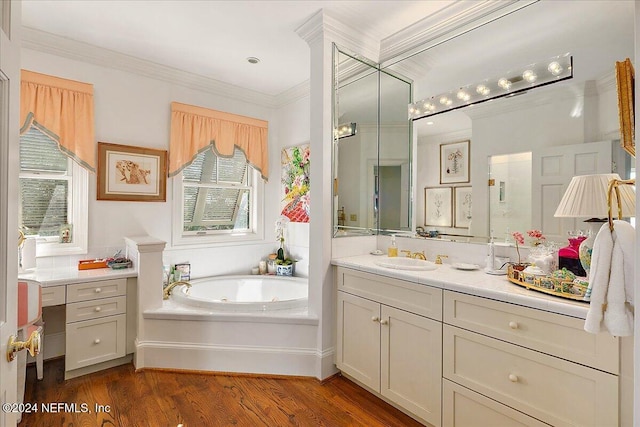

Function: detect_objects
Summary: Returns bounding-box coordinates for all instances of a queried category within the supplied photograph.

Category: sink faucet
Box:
[401,250,412,257]
[411,251,427,260]
[163,280,192,300]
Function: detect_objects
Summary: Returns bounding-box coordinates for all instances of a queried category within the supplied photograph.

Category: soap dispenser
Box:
[485,231,496,272]
[388,235,398,257]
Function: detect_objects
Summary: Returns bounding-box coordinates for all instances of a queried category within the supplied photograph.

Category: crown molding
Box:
[21,26,285,109]
[296,9,380,63]
[380,0,537,64]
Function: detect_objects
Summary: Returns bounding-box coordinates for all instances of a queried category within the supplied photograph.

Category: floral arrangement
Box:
[281,144,310,223]
[511,231,525,265]
[527,229,546,246]
[274,216,293,265]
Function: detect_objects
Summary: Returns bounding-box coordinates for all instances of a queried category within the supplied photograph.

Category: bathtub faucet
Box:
[163,280,192,300]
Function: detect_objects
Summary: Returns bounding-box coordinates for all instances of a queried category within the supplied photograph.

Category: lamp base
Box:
[579,219,607,278]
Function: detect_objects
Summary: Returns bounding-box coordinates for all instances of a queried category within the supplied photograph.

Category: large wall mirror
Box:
[381,0,634,245]
[333,45,412,236]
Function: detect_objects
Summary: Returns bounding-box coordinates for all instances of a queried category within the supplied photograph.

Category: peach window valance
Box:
[169,102,269,181]
[20,70,96,172]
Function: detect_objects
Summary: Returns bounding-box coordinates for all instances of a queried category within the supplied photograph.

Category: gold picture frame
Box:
[97,142,167,202]
[615,58,635,157]
[440,140,470,184]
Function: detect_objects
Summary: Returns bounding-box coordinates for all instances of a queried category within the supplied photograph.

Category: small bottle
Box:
[485,236,495,271]
[388,235,398,257]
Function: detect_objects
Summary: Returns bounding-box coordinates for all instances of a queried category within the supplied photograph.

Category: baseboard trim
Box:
[135,340,321,377]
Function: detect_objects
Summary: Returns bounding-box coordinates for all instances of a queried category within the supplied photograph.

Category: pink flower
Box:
[512,231,524,245]
[527,229,545,240]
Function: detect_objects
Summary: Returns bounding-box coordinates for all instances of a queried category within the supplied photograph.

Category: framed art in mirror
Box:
[424,187,452,227]
[97,142,167,202]
[616,58,635,157]
[440,140,470,184]
[453,186,472,228]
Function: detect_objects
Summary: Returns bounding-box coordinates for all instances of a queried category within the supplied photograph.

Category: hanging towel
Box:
[584,220,635,336]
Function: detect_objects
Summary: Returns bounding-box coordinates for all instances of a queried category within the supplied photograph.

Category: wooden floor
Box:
[20,359,425,427]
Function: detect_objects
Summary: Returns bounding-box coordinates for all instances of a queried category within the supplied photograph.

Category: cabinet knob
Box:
[508,374,519,383]
[95,288,102,293]
[380,319,389,325]
[371,316,380,322]
[94,339,101,345]
[94,307,102,312]
[508,321,519,329]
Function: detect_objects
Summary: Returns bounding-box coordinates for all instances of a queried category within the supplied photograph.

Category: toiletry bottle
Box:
[485,235,495,271]
[388,235,398,257]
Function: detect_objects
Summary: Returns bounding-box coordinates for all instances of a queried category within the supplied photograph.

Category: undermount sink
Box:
[374,257,438,271]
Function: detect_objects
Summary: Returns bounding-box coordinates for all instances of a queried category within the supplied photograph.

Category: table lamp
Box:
[554,173,635,277]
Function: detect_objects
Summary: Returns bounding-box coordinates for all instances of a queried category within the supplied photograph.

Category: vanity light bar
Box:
[408,53,573,120]
[336,122,357,139]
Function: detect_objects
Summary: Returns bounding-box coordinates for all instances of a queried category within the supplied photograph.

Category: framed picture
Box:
[616,58,635,157]
[453,186,473,228]
[424,187,452,227]
[97,142,167,202]
[281,143,310,222]
[440,140,470,184]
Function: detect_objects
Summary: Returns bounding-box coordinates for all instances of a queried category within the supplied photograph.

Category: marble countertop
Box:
[332,254,590,319]
[18,266,137,287]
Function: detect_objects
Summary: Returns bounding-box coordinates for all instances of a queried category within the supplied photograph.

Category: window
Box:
[19,125,88,256]
[173,147,263,246]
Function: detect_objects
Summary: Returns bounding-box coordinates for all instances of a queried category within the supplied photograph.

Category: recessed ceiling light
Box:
[247,57,260,64]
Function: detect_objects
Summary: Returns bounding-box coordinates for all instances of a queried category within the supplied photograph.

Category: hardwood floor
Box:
[20,359,425,427]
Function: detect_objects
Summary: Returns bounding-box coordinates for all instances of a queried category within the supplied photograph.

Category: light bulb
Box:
[522,70,537,83]
[439,96,452,106]
[548,61,563,76]
[498,78,512,90]
[423,102,436,112]
[456,90,470,101]
[476,84,490,96]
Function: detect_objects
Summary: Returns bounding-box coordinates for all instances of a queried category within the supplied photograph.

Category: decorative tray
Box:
[507,264,588,302]
[78,259,108,270]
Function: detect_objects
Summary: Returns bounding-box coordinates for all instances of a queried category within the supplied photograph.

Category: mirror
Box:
[333,45,412,236]
[381,0,634,244]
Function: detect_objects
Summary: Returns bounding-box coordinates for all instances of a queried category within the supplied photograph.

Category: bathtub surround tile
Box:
[332,235,377,258]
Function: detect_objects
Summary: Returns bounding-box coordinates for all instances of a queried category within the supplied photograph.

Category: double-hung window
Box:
[19,125,88,256]
[173,147,263,246]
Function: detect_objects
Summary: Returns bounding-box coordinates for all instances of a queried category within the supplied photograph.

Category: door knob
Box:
[379,319,389,325]
[6,329,41,362]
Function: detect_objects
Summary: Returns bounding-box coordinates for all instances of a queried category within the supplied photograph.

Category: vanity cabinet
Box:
[442,291,619,427]
[336,267,442,426]
[63,278,130,378]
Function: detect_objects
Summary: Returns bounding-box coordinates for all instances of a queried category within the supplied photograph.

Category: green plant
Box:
[275,258,294,266]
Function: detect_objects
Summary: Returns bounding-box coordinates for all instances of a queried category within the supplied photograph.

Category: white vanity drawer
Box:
[337,267,442,320]
[66,296,126,323]
[41,285,66,307]
[65,314,126,370]
[443,379,549,427]
[443,325,618,427]
[66,278,127,303]
[443,291,618,374]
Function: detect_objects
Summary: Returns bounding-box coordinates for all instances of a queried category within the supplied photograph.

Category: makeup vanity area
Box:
[19,267,137,380]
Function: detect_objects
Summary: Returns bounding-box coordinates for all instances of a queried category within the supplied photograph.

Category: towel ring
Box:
[607,178,635,231]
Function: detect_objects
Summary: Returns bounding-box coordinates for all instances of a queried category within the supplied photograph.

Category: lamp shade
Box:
[554,173,635,218]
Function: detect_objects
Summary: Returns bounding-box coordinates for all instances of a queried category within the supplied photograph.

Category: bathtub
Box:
[170,275,308,312]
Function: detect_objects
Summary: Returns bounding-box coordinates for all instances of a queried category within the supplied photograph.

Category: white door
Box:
[532,141,612,242]
[0,1,21,426]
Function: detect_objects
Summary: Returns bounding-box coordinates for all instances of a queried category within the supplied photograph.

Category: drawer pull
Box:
[94,339,101,345]
[94,307,102,312]
[380,319,389,325]
[508,321,519,329]
[508,374,519,383]
[371,316,380,322]
[95,288,102,293]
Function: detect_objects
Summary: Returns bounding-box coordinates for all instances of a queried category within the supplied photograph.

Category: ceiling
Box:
[21,0,455,97]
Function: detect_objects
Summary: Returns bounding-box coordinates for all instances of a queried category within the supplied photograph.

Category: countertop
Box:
[332,254,590,319]
[18,266,137,287]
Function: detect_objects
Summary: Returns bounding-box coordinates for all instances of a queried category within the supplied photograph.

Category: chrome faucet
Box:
[163,280,192,300]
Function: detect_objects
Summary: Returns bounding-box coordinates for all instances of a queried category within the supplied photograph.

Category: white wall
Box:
[22,48,310,278]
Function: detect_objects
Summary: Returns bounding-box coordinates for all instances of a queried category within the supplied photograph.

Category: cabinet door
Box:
[337,291,381,391]
[381,305,442,426]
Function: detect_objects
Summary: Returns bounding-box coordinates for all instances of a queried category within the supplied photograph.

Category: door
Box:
[532,140,612,242]
[336,291,380,391]
[381,305,442,426]
[0,1,21,426]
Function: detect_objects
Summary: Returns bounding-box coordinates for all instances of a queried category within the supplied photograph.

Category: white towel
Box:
[584,220,635,336]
